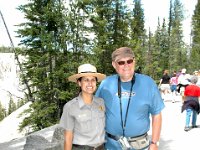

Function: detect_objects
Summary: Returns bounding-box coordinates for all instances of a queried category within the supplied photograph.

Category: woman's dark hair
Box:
[77,77,98,82]
[77,77,82,82]
[77,77,82,94]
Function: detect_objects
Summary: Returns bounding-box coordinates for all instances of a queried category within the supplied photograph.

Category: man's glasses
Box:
[117,59,134,66]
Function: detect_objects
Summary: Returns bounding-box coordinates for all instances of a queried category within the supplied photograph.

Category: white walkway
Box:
[158,96,200,150]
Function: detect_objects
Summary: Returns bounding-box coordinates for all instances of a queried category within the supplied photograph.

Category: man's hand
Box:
[149,143,158,150]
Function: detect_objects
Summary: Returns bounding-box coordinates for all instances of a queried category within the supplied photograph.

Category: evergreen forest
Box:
[0,0,199,132]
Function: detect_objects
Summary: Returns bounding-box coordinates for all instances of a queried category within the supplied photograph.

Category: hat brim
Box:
[115,54,134,62]
[68,73,106,82]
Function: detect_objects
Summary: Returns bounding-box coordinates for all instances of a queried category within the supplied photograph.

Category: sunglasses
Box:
[117,59,134,66]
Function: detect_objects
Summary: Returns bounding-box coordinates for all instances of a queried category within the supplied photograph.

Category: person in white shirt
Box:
[177,68,190,103]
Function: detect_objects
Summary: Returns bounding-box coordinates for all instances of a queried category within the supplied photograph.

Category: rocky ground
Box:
[1,95,200,150]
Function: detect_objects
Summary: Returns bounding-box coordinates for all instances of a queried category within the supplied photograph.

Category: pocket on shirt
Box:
[75,114,92,133]
[98,111,105,129]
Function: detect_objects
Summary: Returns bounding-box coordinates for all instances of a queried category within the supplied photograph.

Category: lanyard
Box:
[118,75,135,137]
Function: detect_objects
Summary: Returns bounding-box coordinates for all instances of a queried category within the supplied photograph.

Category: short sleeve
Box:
[150,81,165,115]
[59,103,75,131]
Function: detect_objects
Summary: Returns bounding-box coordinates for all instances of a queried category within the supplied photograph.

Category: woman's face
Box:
[78,76,97,94]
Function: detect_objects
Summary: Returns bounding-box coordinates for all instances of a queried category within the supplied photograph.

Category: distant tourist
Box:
[177,68,190,103]
[182,76,200,131]
[170,72,178,103]
[159,69,171,101]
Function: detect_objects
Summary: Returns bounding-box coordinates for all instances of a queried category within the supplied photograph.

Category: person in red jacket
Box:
[182,76,200,131]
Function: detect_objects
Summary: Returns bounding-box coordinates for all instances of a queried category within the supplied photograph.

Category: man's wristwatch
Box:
[150,141,159,146]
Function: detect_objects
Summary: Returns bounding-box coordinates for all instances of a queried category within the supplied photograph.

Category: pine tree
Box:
[148,18,169,81]
[169,0,186,72]
[0,46,13,53]
[8,97,17,115]
[0,101,6,121]
[154,18,170,75]
[129,0,146,71]
[17,0,72,131]
[14,0,195,132]
[81,0,131,75]
[191,0,200,70]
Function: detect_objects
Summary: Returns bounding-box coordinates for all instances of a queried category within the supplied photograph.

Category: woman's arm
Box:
[64,130,73,150]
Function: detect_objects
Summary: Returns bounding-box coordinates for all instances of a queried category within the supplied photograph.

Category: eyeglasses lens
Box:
[117,59,133,65]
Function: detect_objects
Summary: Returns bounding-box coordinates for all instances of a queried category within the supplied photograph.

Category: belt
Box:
[106,132,147,141]
[73,144,104,150]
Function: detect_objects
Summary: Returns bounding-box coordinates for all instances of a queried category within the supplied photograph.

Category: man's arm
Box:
[149,113,162,150]
[64,130,73,150]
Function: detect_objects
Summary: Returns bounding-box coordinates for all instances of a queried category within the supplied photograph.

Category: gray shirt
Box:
[59,93,105,146]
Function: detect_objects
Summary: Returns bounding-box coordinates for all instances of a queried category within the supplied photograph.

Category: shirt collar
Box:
[77,92,96,108]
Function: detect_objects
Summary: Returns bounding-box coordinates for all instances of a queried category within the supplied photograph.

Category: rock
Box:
[24,135,49,149]
[0,125,65,150]
[24,134,63,150]
[51,126,65,143]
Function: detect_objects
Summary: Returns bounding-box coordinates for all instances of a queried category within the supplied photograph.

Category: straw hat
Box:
[68,64,106,82]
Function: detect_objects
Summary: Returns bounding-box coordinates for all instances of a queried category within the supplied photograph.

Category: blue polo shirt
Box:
[95,73,165,149]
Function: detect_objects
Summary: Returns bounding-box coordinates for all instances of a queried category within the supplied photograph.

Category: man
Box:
[96,47,165,150]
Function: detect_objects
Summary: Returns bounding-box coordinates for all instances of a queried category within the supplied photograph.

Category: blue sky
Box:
[0,0,197,47]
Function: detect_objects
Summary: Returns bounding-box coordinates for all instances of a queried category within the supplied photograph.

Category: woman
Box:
[159,69,171,101]
[170,72,178,103]
[59,64,106,150]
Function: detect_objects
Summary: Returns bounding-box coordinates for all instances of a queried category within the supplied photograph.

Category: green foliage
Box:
[191,0,200,71]
[20,101,57,131]
[169,0,187,72]
[17,0,75,132]
[12,0,197,133]
[0,101,6,121]
[17,98,28,108]
[0,46,13,53]
[146,0,188,81]
[8,98,17,115]
[129,0,146,69]
[81,0,131,75]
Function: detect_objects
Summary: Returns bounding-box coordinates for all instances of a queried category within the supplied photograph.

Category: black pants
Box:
[177,84,188,93]
[72,144,104,150]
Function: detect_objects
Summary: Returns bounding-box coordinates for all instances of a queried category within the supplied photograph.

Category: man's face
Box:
[112,57,135,82]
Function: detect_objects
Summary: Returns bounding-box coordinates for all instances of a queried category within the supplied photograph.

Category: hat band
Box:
[79,71,96,73]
